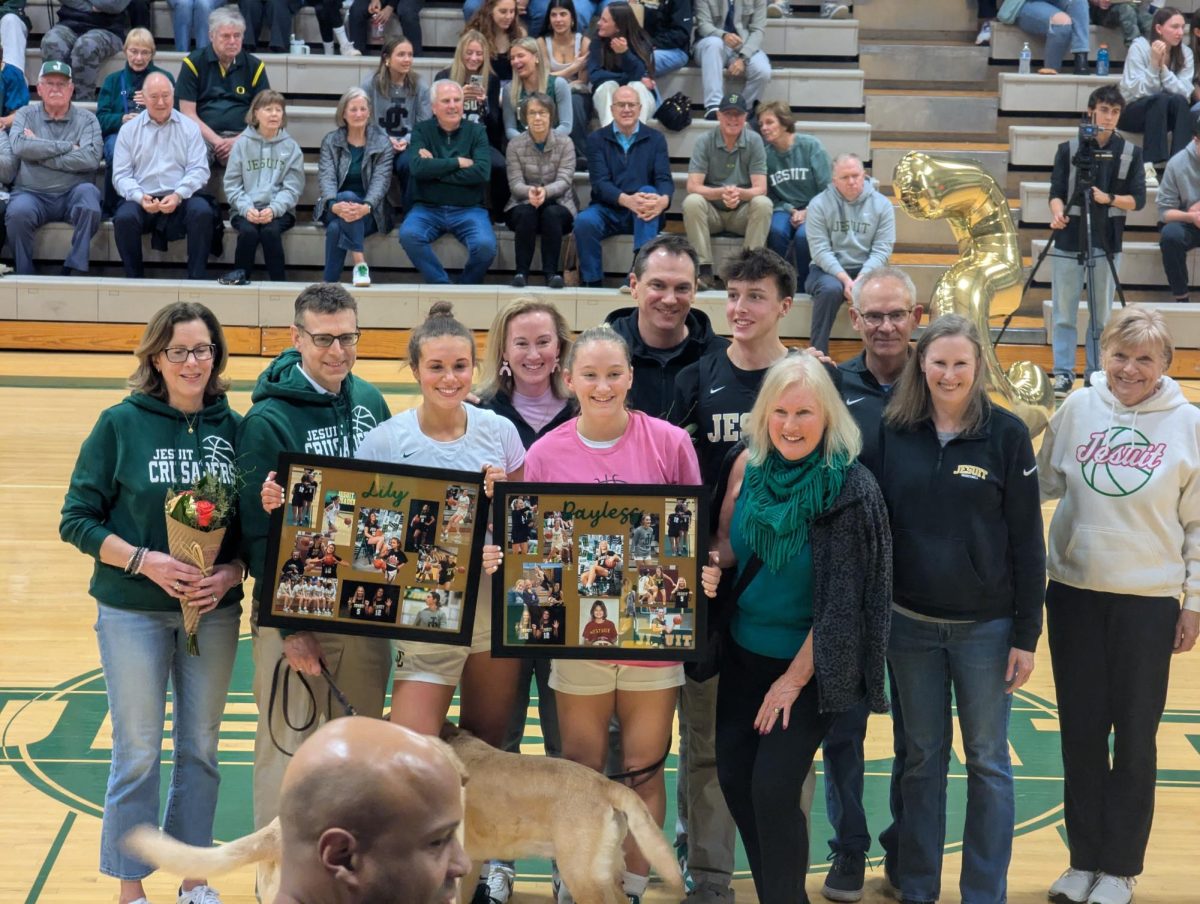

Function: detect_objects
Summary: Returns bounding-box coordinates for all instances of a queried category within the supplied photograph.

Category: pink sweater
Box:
[526,411,701,666]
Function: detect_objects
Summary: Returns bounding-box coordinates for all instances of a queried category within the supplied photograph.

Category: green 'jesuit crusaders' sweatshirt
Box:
[59,392,244,612]
[236,348,391,595]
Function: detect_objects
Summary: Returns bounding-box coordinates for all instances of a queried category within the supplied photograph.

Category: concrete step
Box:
[1006,124,1147,169]
[1041,298,1200,347]
[1030,238,1195,287]
[860,41,990,86]
[851,0,974,32]
[999,72,1120,114]
[991,22,1129,65]
[865,89,998,138]
[1020,181,1161,230]
[873,142,1009,188]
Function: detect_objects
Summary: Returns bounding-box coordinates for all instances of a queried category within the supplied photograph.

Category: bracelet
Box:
[126,546,147,576]
[123,546,141,574]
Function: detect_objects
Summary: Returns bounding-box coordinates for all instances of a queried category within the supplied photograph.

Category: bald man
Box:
[275,717,472,904]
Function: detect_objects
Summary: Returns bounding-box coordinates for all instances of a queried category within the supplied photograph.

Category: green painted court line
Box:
[25,810,76,904]
[0,375,421,394]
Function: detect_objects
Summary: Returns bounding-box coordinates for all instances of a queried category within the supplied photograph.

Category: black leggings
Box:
[1118,91,1190,164]
[716,642,833,904]
[231,213,296,280]
[504,201,574,276]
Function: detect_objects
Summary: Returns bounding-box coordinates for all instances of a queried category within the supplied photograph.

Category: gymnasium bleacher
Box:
[4,0,1200,367]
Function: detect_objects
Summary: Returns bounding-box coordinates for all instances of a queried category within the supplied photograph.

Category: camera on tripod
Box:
[1073,117,1114,182]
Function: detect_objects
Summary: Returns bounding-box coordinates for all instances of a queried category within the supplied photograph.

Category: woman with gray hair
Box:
[1036,306,1200,904]
[504,92,576,288]
[313,87,394,287]
[708,352,892,904]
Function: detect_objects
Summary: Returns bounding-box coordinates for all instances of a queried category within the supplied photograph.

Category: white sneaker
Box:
[1087,874,1136,904]
[178,885,222,904]
[767,1,787,16]
[334,25,361,56]
[975,20,992,45]
[1050,868,1098,903]
[352,262,371,287]
[1144,162,1159,188]
[820,1,849,18]
[475,861,514,903]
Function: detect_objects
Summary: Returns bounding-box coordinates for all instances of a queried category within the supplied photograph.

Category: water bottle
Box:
[1097,43,1110,76]
[1019,42,1032,75]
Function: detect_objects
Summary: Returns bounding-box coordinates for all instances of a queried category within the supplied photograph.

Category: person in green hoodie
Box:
[59,301,247,904]
[221,88,305,285]
[235,283,393,838]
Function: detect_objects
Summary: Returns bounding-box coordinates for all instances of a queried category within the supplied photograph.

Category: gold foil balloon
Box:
[893,151,1055,435]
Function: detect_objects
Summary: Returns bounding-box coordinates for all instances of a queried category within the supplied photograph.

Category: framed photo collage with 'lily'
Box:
[258,452,488,645]
[491,483,708,661]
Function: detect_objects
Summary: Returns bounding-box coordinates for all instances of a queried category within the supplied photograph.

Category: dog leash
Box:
[606,736,672,790]
[267,655,357,757]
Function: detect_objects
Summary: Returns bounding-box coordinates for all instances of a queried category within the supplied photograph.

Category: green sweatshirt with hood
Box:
[236,348,391,596]
[59,392,244,612]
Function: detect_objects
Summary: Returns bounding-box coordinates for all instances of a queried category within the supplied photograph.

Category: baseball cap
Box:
[718,93,748,114]
[39,60,72,79]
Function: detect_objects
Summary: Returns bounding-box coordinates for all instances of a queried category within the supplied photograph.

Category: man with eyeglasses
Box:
[111,72,214,279]
[817,264,922,901]
[575,84,673,289]
[236,283,393,851]
[4,60,103,276]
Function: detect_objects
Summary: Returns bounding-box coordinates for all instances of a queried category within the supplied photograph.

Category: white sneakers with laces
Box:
[177,885,222,904]
[352,262,371,287]
[1049,867,1097,902]
[1087,873,1136,904]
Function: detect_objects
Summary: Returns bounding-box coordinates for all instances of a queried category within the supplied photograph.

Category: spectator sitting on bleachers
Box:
[399,79,497,284]
[1090,0,1152,49]
[260,0,358,57]
[1119,6,1192,187]
[1012,0,1090,75]
[759,99,829,293]
[574,84,672,288]
[0,0,27,71]
[362,36,431,212]
[0,121,14,253]
[314,86,394,287]
[177,7,270,165]
[41,0,130,101]
[467,0,527,83]
[540,0,592,161]
[589,3,657,124]
[1155,110,1200,303]
[803,152,895,353]
[504,37,574,140]
[505,92,576,288]
[693,0,770,120]
[642,0,693,79]
[682,92,772,292]
[222,89,304,284]
[467,0,549,40]
[437,29,509,210]
[97,28,172,215]
[111,72,214,279]
[6,60,102,275]
[0,40,29,130]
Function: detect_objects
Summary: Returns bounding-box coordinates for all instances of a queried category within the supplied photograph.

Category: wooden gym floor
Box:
[2,350,1199,904]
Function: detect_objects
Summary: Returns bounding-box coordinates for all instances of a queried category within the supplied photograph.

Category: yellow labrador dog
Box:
[126,724,683,904]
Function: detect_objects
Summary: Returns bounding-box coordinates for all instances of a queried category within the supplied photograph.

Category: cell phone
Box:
[469,75,483,88]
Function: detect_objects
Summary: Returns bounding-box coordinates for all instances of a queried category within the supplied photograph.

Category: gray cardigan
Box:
[694,0,768,59]
[504,129,577,215]
[313,123,395,234]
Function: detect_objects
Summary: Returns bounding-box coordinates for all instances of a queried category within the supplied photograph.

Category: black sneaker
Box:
[511,273,527,288]
[704,108,718,121]
[547,274,565,289]
[1052,372,1073,399]
[822,850,865,902]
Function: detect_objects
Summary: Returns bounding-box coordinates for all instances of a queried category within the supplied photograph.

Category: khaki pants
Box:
[682,194,773,266]
[250,597,393,829]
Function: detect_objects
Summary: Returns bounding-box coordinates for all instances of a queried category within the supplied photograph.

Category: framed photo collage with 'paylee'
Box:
[258,453,488,646]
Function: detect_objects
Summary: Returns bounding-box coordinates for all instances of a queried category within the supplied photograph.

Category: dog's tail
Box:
[123,819,281,877]
[608,783,685,892]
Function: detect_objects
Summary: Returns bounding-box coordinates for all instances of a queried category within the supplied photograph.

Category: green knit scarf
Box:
[736,446,852,573]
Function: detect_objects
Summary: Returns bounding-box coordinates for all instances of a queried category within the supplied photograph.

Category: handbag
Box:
[561,232,580,287]
[684,553,763,683]
[655,92,693,132]
[996,0,1027,25]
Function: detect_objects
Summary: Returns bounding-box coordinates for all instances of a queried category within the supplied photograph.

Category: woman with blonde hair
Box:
[708,352,890,904]
[437,28,508,209]
[466,0,527,81]
[503,37,573,139]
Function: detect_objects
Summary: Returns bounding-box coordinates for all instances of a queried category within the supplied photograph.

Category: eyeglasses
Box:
[297,325,362,347]
[612,101,640,110]
[857,309,913,327]
[163,345,216,363]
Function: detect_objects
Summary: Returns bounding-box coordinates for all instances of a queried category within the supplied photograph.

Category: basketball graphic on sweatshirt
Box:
[1075,425,1164,497]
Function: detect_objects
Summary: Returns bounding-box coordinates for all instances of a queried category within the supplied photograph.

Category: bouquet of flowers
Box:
[164,472,235,654]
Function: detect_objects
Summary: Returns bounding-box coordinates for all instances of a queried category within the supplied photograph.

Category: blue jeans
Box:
[1016,0,1090,72]
[321,190,378,282]
[95,602,241,879]
[1050,249,1118,377]
[573,190,663,284]
[398,203,497,284]
[169,0,219,50]
[767,210,811,292]
[653,46,690,79]
[886,611,1015,904]
[822,699,871,856]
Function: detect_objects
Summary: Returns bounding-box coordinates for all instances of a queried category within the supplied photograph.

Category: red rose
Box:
[195,499,216,528]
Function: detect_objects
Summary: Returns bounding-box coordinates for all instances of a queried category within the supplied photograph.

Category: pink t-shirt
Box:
[526,411,701,666]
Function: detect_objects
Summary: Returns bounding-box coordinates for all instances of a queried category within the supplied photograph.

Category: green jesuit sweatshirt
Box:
[406,116,491,209]
[766,133,833,215]
[236,348,391,596]
[59,392,244,612]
